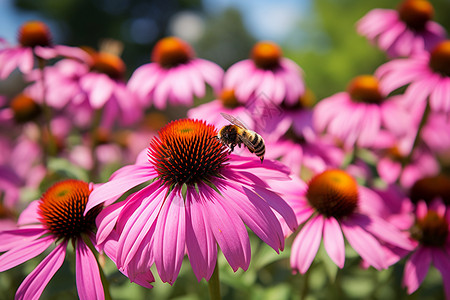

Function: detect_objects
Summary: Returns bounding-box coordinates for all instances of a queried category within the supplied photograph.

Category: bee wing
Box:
[220,112,248,129]
[238,134,256,152]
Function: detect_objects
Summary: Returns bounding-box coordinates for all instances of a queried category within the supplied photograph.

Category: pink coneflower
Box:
[223,41,305,106]
[409,174,450,206]
[376,40,450,113]
[0,180,109,300]
[128,37,223,109]
[0,135,45,210]
[279,169,414,273]
[403,199,450,298]
[265,109,345,177]
[314,75,410,148]
[85,118,297,285]
[357,0,446,58]
[0,21,87,79]
[187,89,255,130]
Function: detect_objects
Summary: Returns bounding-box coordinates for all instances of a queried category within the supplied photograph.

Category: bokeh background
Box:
[1,0,450,299]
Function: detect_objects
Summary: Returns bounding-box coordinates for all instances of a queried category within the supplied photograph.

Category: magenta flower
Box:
[0,21,88,79]
[0,135,45,210]
[357,0,446,58]
[314,75,409,148]
[187,89,255,130]
[0,180,108,300]
[279,169,414,273]
[85,118,297,284]
[128,37,223,109]
[223,41,305,106]
[403,199,450,298]
[376,40,450,113]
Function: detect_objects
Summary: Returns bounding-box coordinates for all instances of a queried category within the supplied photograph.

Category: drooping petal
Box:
[341,218,387,270]
[351,213,414,251]
[214,180,285,252]
[116,182,165,269]
[185,186,217,281]
[431,248,450,299]
[323,217,345,268]
[75,240,104,300]
[0,227,47,252]
[153,189,186,284]
[85,164,156,213]
[15,242,66,300]
[290,215,324,274]
[95,201,126,246]
[403,247,432,294]
[201,186,251,272]
[0,235,55,271]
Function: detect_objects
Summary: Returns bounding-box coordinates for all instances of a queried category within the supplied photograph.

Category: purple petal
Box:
[403,247,432,294]
[356,213,414,251]
[116,183,165,269]
[214,180,284,252]
[0,235,55,271]
[185,186,217,281]
[17,200,41,226]
[0,227,47,252]
[15,242,66,300]
[323,217,345,268]
[341,218,387,270]
[290,215,323,274]
[85,164,156,214]
[76,240,104,300]
[153,189,186,284]
[431,248,450,299]
[95,201,126,246]
[201,186,251,272]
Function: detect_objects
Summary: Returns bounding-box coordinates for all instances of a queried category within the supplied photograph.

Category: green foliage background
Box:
[1,0,449,299]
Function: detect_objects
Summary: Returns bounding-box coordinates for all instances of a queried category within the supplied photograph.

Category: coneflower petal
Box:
[15,242,66,300]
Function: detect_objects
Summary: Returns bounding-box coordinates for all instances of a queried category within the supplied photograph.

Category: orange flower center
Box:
[10,93,41,123]
[411,210,449,247]
[148,119,229,186]
[151,37,194,68]
[251,41,282,70]
[410,174,450,205]
[219,89,240,108]
[429,40,450,77]
[18,21,52,48]
[398,0,434,31]
[38,180,102,240]
[90,52,126,80]
[347,75,384,104]
[306,169,359,218]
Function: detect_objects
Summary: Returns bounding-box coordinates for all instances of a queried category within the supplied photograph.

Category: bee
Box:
[217,113,265,163]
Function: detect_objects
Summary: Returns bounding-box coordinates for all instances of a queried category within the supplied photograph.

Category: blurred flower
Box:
[265,110,345,177]
[0,134,45,211]
[86,118,297,284]
[0,180,108,300]
[187,89,255,129]
[0,21,88,79]
[314,75,408,148]
[409,174,450,206]
[128,37,223,109]
[280,169,414,273]
[376,40,450,113]
[223,41,304,106]
[403,199,450,298]
[357,0,446,58]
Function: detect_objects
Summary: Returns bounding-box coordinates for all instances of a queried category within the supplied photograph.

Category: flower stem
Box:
[89,109,103,182]
[208,261,221,300]
[37,57,54,167]
[300,268,310,300]
[405,101,431,166]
